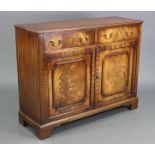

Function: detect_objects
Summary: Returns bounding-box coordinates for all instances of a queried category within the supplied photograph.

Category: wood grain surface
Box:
[15,16,143,139]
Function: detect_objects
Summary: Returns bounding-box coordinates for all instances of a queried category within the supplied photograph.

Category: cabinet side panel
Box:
[15,28,40,123]
[131,24,143,96]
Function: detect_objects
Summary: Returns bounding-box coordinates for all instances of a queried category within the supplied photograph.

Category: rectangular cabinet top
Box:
[15,16,143,33]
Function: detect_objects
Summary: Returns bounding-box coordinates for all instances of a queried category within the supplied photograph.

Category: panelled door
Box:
[95,46,134,107]
[46,48,94,120]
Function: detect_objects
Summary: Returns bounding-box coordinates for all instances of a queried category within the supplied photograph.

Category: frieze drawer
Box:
[98,26,138,44]
[43,30,95,50]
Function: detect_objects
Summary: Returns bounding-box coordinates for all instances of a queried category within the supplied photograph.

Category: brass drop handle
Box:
[103,34,107,39]
[50,39,62,47]
[58,39,62,45]
[103,33,112,40]
[79,37,83,43]
[50,40,54,46]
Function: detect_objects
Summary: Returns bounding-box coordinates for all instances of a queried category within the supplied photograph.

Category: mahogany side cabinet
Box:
[15,16,143,139]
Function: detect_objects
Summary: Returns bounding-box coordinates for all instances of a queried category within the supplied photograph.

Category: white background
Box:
[0,0,155,154]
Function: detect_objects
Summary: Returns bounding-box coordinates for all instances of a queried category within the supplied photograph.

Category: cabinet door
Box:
[47,48,94,120]
[95,46,134,107]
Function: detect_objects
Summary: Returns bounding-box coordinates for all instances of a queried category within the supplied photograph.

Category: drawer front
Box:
[43,30,95,50]
[98,26,138,44]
